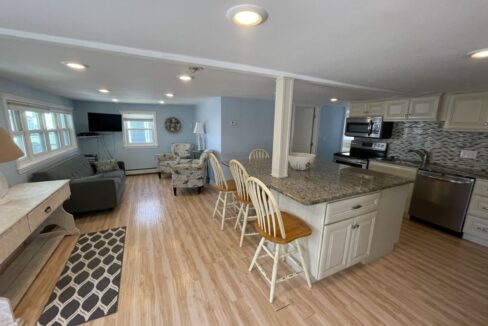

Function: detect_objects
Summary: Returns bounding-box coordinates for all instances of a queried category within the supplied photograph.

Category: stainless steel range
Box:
[333,140,388,169]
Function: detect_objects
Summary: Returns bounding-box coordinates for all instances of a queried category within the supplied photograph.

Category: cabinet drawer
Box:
[468,195,488,220]
[473,179,488,197]
[0,217,30,264]
[27,184,70,231]
[325,193,380,225]
[463,215,488,240]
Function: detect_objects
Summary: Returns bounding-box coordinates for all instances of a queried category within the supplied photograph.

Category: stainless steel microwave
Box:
[345,116,393,138]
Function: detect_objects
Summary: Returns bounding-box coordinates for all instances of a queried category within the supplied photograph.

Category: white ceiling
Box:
[0,0,487,104]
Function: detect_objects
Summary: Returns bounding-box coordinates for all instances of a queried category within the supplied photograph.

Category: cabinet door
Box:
[408,96,440,120]
[318,219,352,279]
[349,102,367,117]
[445,93,488,131]
[347,212,376,266]
[366,102,386,116]
[384,99,410,121]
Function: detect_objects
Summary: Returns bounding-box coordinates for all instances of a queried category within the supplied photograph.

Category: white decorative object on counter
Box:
[288,152,316,170]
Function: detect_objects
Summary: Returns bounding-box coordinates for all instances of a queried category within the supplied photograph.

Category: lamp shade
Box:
[193,121,204,134]
[0,127,23,163]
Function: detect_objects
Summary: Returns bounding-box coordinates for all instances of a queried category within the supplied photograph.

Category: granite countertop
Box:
[239,159,412,205]
[370,158,488,180]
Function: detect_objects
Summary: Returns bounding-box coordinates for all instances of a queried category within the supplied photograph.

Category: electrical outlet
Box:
[460,149,477,159]
[231,120,238,126]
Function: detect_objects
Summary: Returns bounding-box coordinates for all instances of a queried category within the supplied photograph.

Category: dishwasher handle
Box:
[417,170,475,184]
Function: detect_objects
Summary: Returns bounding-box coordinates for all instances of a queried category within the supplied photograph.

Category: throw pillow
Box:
[94,159,119,173]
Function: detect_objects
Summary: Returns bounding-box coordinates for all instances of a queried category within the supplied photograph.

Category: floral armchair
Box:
[156,143,194,178]
[171,150,211,195]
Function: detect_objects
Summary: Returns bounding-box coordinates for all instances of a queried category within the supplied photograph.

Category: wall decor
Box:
[164,117,182,133]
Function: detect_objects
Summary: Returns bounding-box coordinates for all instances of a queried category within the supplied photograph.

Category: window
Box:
[5,98,77,173]
[122,112,158,147]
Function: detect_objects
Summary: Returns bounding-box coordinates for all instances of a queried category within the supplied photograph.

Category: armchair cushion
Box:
[156,143,194,175]
[171,149,212,190]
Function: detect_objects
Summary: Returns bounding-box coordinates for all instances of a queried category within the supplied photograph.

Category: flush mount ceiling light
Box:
[165,93,175,98]
[159,100,165,104]
[469,48,488,59]
[330,98,338,102]
[112,98,119,102]
[178,74,193,82]
[227,4,268,27]
[62,61,88,71]
[98,88,111,94]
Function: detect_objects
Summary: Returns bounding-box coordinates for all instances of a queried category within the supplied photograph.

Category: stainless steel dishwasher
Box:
[409,170,475,235]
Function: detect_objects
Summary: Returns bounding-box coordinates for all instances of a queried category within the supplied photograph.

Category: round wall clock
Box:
[164,117,182,133]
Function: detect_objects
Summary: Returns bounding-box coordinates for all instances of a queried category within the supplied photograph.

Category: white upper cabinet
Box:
[408,96,440,120]
[351,95,440,121]
[384,99,410,121]
[349,102,368,117]
[444,92,488,131]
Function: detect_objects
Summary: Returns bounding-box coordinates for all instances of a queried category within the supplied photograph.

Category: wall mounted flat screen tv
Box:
[88,112,122,132]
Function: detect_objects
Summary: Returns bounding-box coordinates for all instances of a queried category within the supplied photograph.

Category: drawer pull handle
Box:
[44,206,52,214]
[352,204,362,210]
[481,206,488,211]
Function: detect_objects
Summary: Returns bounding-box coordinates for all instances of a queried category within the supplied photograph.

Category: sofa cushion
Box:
[31,154,95,181]
[94,159,119,173]
[70,174,103,184]
[101,170,125,180]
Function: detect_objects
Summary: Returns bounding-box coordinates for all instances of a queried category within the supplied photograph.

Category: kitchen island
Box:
[240,159,413,281]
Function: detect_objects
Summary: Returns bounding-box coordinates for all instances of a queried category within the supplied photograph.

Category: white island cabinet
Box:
[242,160,411,282]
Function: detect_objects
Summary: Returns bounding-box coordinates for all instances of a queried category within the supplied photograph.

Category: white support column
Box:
[271,77,294,178]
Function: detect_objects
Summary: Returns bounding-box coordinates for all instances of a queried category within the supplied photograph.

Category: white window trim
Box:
[1,93,78,174]
[121,111,158,148]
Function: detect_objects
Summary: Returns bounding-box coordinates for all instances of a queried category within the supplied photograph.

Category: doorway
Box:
[291,105,319,153]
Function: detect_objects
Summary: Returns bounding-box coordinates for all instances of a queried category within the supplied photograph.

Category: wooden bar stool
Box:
[229,160,258,247]
[246,176,312,303]
[249,148,270,160]
[208,153,238,230]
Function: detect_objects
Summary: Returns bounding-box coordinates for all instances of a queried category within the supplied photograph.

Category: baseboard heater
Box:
[125,167,159,176]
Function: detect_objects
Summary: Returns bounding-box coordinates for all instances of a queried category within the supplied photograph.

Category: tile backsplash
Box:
[369,121,488,172]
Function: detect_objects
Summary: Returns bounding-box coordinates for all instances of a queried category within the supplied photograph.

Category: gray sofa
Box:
[31,154,126,214]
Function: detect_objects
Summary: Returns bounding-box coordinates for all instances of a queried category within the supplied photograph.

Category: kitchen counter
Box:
[370,158,488,180]
[240,159,412,205]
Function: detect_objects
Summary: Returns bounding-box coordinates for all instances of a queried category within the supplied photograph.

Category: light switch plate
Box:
[460,149,477,159]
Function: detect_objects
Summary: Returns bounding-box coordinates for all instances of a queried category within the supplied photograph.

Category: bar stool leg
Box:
[269,244,281,303]
[213,192,221,218]
[239,204,250,247]
[296,240,312,288]
[234,203,244,229]
[249,237,265,272]
[220,192,228,230]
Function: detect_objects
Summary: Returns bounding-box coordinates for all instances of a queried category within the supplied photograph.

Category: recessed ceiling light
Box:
[165,93,175,98]
[62,61,88,71]
[159,100,165,104]
[98,89,111,94]
[330,98,338,102]
[178,74,193,82]
[227,5,268,27]
[112,98,119,102]
[469,48,488,59]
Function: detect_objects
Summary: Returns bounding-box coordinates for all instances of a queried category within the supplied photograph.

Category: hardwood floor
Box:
[14,174,488,325]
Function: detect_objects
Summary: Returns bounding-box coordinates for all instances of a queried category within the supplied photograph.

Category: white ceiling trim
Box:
[0,27,402,94]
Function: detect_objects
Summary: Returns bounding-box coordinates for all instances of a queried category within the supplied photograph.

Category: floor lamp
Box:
[193,122,205,151]
[0,127,24,198]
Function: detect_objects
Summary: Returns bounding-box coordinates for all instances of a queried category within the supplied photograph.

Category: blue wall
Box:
[221,97,274,159]
[73,101,197,170]
[195,97,222,153]
[0,77,75,186]
[316,105,346,161]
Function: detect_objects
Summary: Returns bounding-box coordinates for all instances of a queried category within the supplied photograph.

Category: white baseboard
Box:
[126,168,159,176]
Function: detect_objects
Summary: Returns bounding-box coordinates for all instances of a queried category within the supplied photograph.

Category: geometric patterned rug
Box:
[37,227,126,326]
